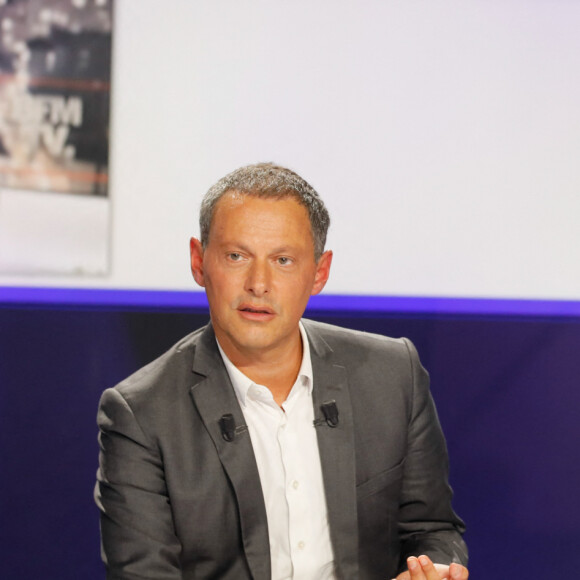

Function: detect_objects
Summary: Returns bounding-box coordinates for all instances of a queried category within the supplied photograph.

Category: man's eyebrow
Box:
[218,241,301,255]
[216,241,251,251]
[269,246,300,254]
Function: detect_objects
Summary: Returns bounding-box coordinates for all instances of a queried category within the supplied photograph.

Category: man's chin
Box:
[227,327,292,355]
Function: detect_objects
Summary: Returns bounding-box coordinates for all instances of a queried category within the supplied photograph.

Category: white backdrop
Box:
[1,0,579,300]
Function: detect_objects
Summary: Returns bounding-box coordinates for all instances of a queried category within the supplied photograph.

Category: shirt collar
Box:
[216,321,313,407]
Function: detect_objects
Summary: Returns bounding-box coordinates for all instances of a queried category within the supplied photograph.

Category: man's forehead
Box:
[207,191,315,250]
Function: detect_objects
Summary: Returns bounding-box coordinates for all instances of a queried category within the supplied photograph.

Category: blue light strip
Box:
[1,286,579,317]
[0,286,208,310]
[307,293,580,317]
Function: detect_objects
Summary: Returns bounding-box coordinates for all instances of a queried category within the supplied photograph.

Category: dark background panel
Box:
[1,305,578,578]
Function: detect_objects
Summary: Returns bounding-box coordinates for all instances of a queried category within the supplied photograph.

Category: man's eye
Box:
[228,253,242,261]
[277,257,291,265]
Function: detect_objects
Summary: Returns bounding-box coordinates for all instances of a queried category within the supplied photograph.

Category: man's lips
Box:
[237,304,276,319]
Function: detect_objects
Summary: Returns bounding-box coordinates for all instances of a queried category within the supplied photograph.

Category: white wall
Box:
[2,0,579,300]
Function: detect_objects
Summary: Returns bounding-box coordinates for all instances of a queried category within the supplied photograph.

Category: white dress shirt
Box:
[216,323,336,580]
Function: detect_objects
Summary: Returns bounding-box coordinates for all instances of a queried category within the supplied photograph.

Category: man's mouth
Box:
[238,304,275,315]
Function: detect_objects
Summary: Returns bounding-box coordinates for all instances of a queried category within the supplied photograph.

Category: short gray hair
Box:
[200,162,330,261]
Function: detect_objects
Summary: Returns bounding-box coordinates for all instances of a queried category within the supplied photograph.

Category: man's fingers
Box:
[408,555,440,579]
[402,556,468,580]
[418,555,444,579]
[407,557,425,579]
[407,555,445,579]
[449,563,469,580]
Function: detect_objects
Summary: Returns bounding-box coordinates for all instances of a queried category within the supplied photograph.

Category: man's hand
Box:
[393,555,469,580]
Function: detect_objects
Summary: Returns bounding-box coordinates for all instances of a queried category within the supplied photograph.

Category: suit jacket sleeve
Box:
[396,338,468,572]
[95,387,182,580]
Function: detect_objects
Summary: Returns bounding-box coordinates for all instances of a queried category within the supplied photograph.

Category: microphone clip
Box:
[320,400,339,428]
[219,413,237,442]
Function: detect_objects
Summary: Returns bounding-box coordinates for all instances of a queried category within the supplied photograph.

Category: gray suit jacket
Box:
[95,319,467,580]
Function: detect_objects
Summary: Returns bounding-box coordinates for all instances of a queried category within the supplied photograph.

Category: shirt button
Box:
[297,541,305,550]
[292,480,299,490]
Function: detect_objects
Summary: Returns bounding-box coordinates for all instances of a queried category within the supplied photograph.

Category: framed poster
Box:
[0,0,113,276]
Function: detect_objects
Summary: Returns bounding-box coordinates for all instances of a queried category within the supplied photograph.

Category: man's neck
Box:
[218,332,303,406]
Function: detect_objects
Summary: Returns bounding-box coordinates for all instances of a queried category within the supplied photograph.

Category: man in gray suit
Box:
[96,163,469,580]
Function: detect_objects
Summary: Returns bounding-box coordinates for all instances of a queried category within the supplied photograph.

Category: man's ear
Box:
[311,250,333,296]
[190,238,206,287]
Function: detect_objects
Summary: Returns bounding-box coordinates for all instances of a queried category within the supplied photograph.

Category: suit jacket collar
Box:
[303,320,359,580]
[190,321,359,580]
[189,323,271,580]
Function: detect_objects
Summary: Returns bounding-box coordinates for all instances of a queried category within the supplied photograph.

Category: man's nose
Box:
[244,260,270,296]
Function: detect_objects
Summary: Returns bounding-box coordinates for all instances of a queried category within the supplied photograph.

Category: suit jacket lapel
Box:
[189,324,270,580]
[305,321,359,580]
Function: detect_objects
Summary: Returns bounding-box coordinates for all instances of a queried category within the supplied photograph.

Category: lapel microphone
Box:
[219,414,236,442]
[320,400,339,428]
